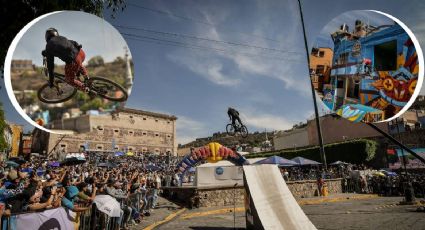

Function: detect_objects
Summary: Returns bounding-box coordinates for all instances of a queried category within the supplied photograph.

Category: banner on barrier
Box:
[16,207,75,230]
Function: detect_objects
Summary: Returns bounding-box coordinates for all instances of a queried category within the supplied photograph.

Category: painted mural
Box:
[314,16,421,123]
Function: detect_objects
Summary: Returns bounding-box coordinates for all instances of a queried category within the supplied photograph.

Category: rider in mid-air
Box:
[42,28,88,92]
[228,107,243,129]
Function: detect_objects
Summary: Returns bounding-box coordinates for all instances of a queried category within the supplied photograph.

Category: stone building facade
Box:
[273,114,388,151]
[33,107,178,156]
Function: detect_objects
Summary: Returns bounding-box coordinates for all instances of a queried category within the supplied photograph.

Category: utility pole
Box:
[297,0,327,169]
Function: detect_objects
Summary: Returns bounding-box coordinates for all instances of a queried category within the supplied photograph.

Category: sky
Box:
[12,11,131,66]
[2,0,425,145]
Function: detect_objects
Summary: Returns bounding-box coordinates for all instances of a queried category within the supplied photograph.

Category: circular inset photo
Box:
[311,10,423,123]
[4,11,134,133]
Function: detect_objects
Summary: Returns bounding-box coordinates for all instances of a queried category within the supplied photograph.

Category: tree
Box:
[0,103,9,151]
[87,56,105,67]
[1,0,127,84]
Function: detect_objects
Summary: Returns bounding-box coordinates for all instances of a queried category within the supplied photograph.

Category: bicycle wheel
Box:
[226,124,236,136]
[88,77,128,102]
[240,125,249,138]
[37,79,77,103]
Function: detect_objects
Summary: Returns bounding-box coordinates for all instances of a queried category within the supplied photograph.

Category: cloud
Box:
[241,110,295,131]
[176,115,207,144]
[168,53,241,86]
[165,4,311,95]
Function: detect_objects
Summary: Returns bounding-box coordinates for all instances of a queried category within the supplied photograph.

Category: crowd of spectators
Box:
[0,152,182,230]
[279,162,425,198]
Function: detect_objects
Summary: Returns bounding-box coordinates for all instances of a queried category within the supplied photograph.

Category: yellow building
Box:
[310,47,333,94]
[8,123,23,157]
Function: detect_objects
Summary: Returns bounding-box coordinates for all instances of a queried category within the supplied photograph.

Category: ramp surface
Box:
[243,164,317,230]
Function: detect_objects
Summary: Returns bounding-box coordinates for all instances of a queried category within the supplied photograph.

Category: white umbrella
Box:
[93,195,121,217]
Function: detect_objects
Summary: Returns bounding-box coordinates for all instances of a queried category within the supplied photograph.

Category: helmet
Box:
[45,28,59,42]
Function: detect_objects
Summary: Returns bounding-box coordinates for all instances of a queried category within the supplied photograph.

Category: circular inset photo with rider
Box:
[4,11,134,132]
[311,10,423,123]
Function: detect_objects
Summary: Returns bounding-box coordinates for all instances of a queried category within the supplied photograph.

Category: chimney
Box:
[354,20,366,37]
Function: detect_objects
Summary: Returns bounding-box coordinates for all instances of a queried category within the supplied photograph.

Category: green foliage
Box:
[87,56,105,67]
[113,56,125,65]
[0,103,9,151]
[246,139,379,164]
[80,98,105,112]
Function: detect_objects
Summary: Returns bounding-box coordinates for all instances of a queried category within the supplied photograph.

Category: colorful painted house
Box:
[324,21,418,122]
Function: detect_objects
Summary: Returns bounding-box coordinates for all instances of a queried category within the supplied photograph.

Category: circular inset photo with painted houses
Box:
[311,10,423,123]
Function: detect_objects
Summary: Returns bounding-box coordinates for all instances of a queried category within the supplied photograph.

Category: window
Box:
[96,144,103,150]
[155,119,159,122]
[347,79,360,99]
[142,132,147,136]
[316,65,325,75]
[311,48,319,56]
[374,40,397,71]
[114,145,119,150]
[143,117,147,121]
[167,121,171,124]
[97,126,104,131]
[155,133,159,137]
[166,134,171,139]
[337,52,349,65]
[337,80,344,88]
[128,130,134,135]
[319,51,325,57]
[113,129,120,135]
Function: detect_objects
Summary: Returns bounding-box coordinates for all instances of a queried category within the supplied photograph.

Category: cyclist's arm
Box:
[46,54,55,84]
[69,40,82,48]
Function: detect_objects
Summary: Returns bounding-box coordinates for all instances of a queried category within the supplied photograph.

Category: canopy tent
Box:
[61,154,86,166]
[5,161,19,168]
[98,162,117,168]
[145,164,161,171]
[329,161,349,165]
[114,151,124,157]
[126,151,134,156]
[49,161,60,167]
[255,156,298,166]
[291,157,321,166]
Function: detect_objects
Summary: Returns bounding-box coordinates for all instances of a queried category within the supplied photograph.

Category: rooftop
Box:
[114,107,177,121]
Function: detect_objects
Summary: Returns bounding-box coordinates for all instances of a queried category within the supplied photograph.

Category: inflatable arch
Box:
[176,142,249,174]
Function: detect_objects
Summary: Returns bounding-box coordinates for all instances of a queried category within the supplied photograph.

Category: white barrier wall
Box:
[194,161,244,187]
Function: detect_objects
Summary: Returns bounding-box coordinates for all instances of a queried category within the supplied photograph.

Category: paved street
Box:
[136,195,425,230]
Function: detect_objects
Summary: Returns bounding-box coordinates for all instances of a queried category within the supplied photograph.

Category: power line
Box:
[122,33,303,62]
[115,24,302,55]
[127,1,286,44]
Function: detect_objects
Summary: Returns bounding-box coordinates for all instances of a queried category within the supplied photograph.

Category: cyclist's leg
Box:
[64,62,85,91]
[231,117,236,127]
[76,49,88,78]
[236,116,243,126]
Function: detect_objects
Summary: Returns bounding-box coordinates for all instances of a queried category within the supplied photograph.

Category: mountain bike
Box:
[226,122,248,138]
[37,58,128,103]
